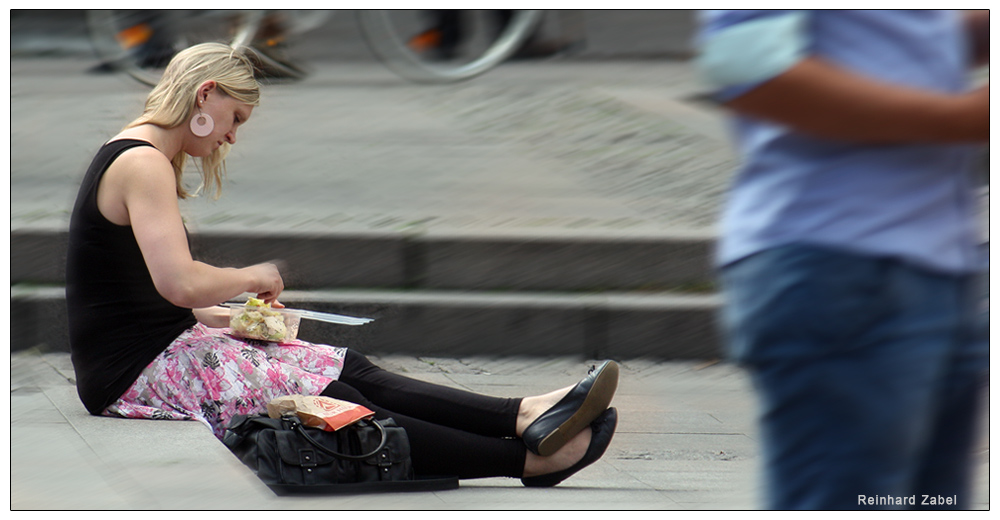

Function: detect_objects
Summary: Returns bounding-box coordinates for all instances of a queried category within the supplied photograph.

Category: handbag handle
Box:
[285,416,388,461]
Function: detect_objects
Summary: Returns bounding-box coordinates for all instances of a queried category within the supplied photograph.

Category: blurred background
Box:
[8,8,989,359]
[9,10,699,61]
[11,9,732,360]
[8,9,989,358]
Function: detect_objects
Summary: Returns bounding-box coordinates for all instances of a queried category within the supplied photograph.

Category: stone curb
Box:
[12,229,718,292]
[12,286,723,360]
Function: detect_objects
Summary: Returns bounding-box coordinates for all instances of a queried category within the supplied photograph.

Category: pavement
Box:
[8,12,990,510]
[12,350,760,510]
[9,347,992,510]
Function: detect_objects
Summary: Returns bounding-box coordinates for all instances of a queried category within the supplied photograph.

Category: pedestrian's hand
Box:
[961,85,989,142]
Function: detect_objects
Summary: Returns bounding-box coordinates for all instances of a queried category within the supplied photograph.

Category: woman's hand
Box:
[246,262,284,304]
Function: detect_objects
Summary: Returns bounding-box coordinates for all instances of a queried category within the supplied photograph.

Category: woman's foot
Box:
[516,385,574,436]
[521,407,618,487]
[518,361,619,456]
[522,424,592,477]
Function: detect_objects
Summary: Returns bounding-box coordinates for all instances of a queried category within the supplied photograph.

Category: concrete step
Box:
[12,228,717,292]
[12,285,723,360]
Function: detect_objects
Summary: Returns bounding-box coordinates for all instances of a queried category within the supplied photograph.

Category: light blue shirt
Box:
[696,10,984,274]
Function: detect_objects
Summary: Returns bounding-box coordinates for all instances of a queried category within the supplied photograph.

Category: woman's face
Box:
[188,85,254,157]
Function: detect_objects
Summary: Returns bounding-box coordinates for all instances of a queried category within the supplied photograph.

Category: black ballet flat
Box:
[521,407,618,488]
[522,360,619,456]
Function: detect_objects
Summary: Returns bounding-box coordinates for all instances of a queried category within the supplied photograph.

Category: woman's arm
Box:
[193,306,231,328]
[194,299,286,328]
[723,56,989,144]
[113,148,284,308]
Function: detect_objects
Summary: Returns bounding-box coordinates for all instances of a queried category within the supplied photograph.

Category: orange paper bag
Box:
[267,395,376,431]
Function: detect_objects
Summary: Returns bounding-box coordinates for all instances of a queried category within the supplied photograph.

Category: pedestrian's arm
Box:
[722,56,989,144]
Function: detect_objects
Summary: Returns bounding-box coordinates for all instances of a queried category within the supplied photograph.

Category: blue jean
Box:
[720,245,987,510]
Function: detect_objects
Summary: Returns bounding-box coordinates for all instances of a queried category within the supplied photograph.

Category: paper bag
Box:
[267,395,376,431]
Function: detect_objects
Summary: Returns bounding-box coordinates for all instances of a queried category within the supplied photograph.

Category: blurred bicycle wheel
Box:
[358,10,543,83]
[87,10,271,87]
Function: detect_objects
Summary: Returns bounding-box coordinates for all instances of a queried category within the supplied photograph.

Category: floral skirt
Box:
[103,323,347,439]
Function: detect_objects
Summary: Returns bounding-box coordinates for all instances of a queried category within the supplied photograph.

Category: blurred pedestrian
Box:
[65,42,619,486]
[695,10,989,509]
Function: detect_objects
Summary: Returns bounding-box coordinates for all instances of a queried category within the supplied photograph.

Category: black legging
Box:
[322,349,526,479]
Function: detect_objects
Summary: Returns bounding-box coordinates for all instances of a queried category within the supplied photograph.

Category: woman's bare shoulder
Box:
[103,143,177,198]
[109,143,172,174]
[98,141,178,225]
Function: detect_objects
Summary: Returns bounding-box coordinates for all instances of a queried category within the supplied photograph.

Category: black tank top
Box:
[66,139,198,415]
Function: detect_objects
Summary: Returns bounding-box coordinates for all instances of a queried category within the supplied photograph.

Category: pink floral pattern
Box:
[103,323,347,439]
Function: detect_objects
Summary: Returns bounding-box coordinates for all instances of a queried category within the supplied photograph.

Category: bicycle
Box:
[86,10,544,86]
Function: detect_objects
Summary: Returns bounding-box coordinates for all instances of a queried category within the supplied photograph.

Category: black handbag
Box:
[223,413,458,495]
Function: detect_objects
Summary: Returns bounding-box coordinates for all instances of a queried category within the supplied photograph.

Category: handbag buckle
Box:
[298,449,318,468]
[377,448,393,473]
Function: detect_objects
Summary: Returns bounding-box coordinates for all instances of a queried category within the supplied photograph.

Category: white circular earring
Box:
[190,109,214,137]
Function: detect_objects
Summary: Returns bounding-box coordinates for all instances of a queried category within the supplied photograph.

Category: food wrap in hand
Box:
[267,395,375,431]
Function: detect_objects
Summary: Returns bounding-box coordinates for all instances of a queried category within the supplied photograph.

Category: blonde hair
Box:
[124,42,260,199]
